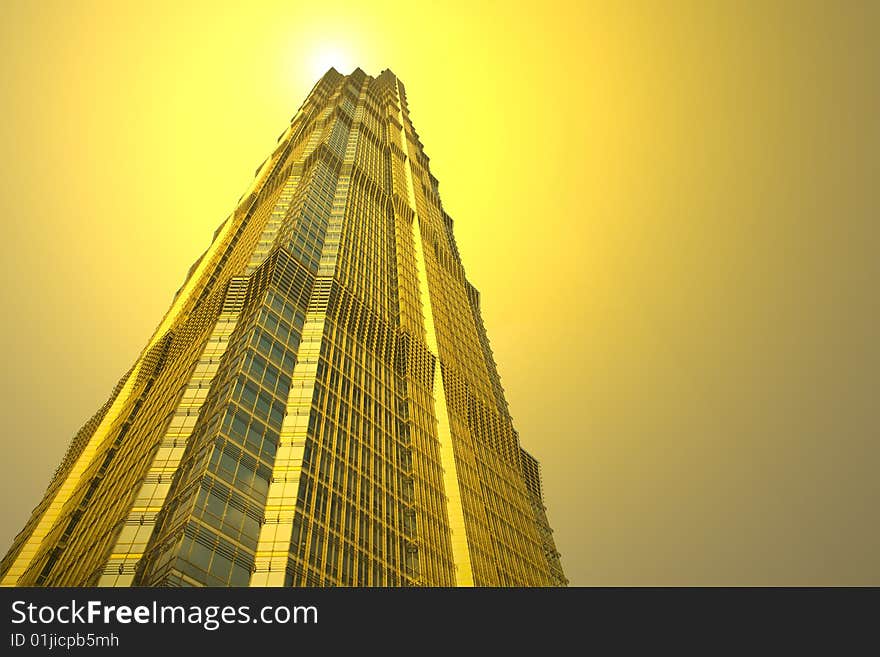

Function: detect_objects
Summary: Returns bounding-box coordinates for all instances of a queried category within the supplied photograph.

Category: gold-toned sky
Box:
[1,1,877,585]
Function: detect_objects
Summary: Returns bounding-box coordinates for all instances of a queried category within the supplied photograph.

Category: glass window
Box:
[230,411,248,439]
[210,553,232,581]
[230,563,250,586]
[190,543,211,571]
[219,451,237,474]
[205,491,225,518]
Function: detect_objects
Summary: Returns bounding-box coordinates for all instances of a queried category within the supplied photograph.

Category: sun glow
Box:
[309,44,352,80]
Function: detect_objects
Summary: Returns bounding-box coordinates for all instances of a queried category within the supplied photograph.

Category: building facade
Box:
[0,68,566,587]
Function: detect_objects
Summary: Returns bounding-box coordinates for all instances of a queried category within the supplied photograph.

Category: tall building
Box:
[1,68,566,587]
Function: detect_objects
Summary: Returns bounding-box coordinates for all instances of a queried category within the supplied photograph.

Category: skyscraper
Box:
[1,68,566,587]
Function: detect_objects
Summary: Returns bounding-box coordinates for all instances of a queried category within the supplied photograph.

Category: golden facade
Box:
[0,68,566,587]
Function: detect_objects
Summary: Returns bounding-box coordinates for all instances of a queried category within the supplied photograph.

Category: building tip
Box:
[322,66,400,83]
